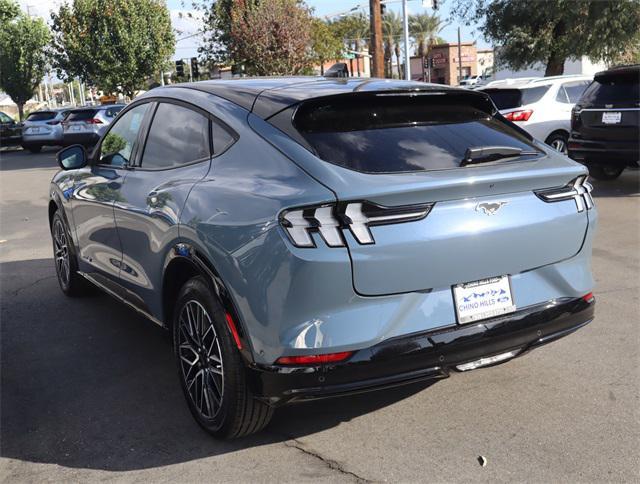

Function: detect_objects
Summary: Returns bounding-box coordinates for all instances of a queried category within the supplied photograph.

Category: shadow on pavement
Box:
[590,168,639,198]
[0,258,436,471]
[0,147,60,172]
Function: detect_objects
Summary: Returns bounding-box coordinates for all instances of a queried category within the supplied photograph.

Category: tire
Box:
[27,145,42,153]
[588,164,624,181]
[51,210,90,296]
[545,132,568,155]
[173,276,273,438]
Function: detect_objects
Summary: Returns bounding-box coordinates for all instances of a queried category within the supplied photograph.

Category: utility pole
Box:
[457,26,463,85]
[369,0,384,78]
[402,0,410,80]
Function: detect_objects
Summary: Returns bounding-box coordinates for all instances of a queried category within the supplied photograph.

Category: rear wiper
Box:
[461,146,538,166]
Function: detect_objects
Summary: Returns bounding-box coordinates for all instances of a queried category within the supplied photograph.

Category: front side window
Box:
[0,112,12,123]
[99,103,150,167]
[140,103,210,170]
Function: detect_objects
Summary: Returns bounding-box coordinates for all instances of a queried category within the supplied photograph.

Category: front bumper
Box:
[248,296,595,406]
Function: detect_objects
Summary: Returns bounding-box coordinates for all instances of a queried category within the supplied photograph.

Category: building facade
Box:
[410,42,478,85]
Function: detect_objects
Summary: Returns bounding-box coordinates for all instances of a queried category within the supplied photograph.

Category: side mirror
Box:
[57,145,88,170]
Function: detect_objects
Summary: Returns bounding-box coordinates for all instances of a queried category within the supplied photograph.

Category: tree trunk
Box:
[17,102,24,122]
[395,45,402,79]
[544,51,565,76]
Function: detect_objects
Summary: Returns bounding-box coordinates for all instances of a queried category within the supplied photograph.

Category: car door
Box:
[70,102,152,288]
[113,100,213,318]
[0,111,20,145]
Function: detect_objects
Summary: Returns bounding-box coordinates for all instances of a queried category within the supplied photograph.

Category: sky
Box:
[18,0,489,61]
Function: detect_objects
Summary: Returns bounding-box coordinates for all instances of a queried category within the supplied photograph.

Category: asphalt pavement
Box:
[1,147,638,482]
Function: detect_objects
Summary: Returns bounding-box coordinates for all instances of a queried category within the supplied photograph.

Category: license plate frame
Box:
[453,276,516,325]
[602,111,622,124]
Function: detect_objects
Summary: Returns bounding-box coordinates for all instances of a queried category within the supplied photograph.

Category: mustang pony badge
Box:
[475,201,508,215]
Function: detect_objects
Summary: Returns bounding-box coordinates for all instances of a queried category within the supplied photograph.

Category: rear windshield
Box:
[293,93,539,173]
[581,73,640,107]
[26,111,56,121]
[67,109,98,121]
[484,86,550,110]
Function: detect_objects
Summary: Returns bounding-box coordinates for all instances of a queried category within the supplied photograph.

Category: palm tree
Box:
[382,11,403,78]
[409,13,446,58]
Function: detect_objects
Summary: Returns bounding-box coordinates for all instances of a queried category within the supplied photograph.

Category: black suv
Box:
[568,65,639,180]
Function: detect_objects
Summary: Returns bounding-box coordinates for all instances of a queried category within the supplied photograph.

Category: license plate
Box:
[602,111,621,124]
[453,276,516,324]
[30,127,40,134]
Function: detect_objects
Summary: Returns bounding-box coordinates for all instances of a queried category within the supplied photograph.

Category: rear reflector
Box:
[456,350,519,371]
[582,292,595,303]
[224,312,243,350]
[276,351,353,366]
[504,110,533,122]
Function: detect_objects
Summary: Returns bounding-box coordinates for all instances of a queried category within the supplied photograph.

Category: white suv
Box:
[480,75,592,154]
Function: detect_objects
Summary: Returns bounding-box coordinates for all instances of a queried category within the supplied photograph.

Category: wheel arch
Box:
[161,243,256,363]
[544,129,569,144]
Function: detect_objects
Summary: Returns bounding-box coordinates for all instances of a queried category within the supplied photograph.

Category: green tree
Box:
[227,0,314,76]
[0,0,50,120]
[310,19,344,75]
[453,0,640,76]
[50,0,175,97]
[409,13,445,58]
[382,11,403,78]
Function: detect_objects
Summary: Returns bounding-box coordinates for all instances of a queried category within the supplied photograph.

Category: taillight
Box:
[84,118,103,124]
[504,110,533,122]
[46,120,60,125]
[535,175,594,212]
[280,201,433,248]
[582,292,595,303]
[275,351,353,366]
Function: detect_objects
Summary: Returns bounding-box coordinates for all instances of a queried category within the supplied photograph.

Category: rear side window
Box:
[140,103,210,169]
[293,94,538,173]
[27,111,56,121]
[67,109,98,121]
[581,73,640,106]
[520,86,550,105]
[556,81,589,104]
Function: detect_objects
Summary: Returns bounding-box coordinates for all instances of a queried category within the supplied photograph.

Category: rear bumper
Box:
[568,137,639,165]
[63,132,100,146]
[22,133,63,146]
[248,296,595,406]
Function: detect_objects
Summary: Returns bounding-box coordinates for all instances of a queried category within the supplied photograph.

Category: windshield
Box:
[581,73,640,107]
[293,93,539,173]
[26,111,56,122]
[484,86,550,109]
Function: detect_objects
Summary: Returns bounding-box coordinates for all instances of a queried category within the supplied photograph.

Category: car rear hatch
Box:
[283,90,591,296]
[65,108,101,133]
[573,69,640,141]
[23,111,57,135]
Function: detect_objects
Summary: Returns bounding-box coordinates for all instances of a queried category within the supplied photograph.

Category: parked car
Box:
[568,65,640,180]
[62,104,125,147]
[480,75,592,154]
[459,75,483,87]
[21,108,70,152]
[0,111,22,147]
[50,78,596,438]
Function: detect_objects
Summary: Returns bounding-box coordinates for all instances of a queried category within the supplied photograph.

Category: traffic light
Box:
[190,57,199,79]
[175,59,184,77]
[380,3,386,15]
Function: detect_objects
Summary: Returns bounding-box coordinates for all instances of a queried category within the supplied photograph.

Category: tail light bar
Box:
[504,110,533,122]
[84,118,103,124]
[535,175,594,212]
[280,201,433,248]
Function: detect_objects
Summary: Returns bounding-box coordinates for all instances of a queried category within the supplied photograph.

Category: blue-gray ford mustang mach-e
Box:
[49,78,596,438]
